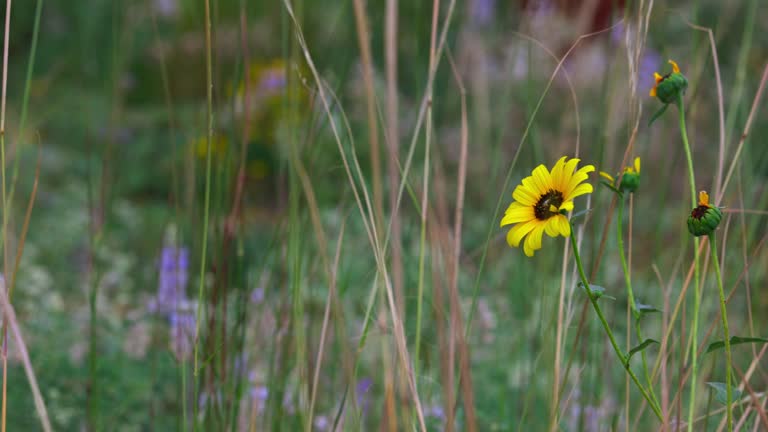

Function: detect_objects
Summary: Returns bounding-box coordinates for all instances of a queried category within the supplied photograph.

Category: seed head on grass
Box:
[500,156,594,256]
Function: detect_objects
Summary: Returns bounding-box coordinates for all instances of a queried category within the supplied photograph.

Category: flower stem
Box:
[617,195,658,408]
[568,225,663,422]
[678,94,702,432]
[709,234,732,431]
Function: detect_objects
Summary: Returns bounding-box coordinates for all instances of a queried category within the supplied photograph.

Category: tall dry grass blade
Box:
[0,280,52,432]
[352,0,384,238]
[663,233,768,416]
[281,2,427,429]
[0,2,13,431]
[8,139,39,300]
[384,0,404,330]
[445,49,477,432]
[683,22,725,200]
[718,64,768,204]
[293,147,346,430]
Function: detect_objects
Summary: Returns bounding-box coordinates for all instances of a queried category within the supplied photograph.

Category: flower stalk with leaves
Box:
[501,156,663,422]
[600,157,660,410]
[688,191,732,430]
[649,60,705,430]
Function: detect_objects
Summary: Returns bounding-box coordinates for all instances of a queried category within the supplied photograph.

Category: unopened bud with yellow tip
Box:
[599,157,641,194]
[650,60,688,105]
[687,191,722,237]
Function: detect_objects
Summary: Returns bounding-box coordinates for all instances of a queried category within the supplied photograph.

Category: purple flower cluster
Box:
[151,245,196,361]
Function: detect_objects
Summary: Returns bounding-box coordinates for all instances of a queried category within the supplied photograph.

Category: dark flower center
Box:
[690,205,709,220]
[534,190,564,220]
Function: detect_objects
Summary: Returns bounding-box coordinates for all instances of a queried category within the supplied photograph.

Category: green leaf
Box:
[706,382,742,405]
[706,336,768,354]
[579,283,616,301]
[648,104,669,126]
[570,208,592,220]
[636,302,661,316]
[626,339,659,364]
[599,181,622,195]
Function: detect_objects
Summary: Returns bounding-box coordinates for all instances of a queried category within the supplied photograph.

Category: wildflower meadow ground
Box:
[0,0,766,431]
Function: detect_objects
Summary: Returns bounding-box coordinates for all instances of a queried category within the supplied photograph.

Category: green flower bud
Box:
[650,60,688,105]
[619,171,640,193]
[687,191,722,237]
[599,157,641,194]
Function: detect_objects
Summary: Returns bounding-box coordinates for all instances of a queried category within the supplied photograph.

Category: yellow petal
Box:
[568,182,593,200]
[520,176,540,194]
[550,156,568,192]
[544,218,560,237]
[668,59,680,74]
[558,200,574,212]
[599,171,615,183]
[531,164,553,194]
[699,190,710,207]
[500,204,534,227]
[558,157,581,192]
[523,224,546,257]
[649,86,657,97]
[565,165,595,197]
[634,157,641,173]
[512,182,539,206]
[556,215,571,237]
[506,219,538,248]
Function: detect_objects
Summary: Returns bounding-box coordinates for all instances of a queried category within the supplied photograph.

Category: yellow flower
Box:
[599,157,640,193]
[500,156,595,256]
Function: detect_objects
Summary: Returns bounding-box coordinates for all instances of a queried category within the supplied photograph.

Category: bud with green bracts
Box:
[687,191,722,237]
[654,72,688,105]
[618,170,640,193]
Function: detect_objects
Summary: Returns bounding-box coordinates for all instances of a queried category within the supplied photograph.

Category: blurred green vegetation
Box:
[0,0,766,431]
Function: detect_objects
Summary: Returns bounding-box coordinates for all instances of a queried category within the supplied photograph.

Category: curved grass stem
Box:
[709,234,732,431]
[568,225,663,422]
[677,94,702,432]
[617,195,659,409]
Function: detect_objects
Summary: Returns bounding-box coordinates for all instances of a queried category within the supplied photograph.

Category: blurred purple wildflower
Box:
[153,0,178,18]
[427,404,445,421]
[154,246,189,315]
[639,50,661,95]
[608,20,661,94]
[151,243,196,361]
[260,69,286,91]
[470,0,495,26]
[250,286,265,304]
[314,416,329,431]
[356,377,373,415]
[169,308,195,361]
[610,21,625,43]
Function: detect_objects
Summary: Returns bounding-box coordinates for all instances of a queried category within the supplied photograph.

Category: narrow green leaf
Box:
[636,302,661,316]
[706,336,768,354]
[648,104,669,126]
[579,283,615,301]
[626,339,659,363]
[570,208,592,220]
[599,181,622,195]
[706,382,742,405]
